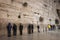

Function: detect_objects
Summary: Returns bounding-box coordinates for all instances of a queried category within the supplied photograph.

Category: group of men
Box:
[7,23,23,37]
[48,24,56,31]
[7,23,40,37]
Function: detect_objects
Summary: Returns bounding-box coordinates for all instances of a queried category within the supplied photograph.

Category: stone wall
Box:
[0,0,59,36]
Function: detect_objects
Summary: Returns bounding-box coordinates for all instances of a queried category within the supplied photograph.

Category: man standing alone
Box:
[7,23,12,37]
[37,25,40,32]
[19,23,23,35]
[13,24,17,36]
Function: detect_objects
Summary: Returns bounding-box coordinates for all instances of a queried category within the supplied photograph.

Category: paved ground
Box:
[0,30,60,40]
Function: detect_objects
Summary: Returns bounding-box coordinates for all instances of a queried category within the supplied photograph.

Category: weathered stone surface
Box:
[0,0,59,36]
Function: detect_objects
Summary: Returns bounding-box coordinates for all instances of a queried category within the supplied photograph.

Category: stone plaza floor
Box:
[0,30,60,40]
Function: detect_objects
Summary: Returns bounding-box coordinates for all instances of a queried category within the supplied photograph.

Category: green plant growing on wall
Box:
[23,2,28,7]
[39,16,44,22]
[11,0,14,2]
[18,15,21,18]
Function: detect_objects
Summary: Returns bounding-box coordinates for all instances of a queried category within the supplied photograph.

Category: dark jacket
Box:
[37,25,39,29]
[19,24,23,30]
[13,24,17,31]
[7,23,12,31]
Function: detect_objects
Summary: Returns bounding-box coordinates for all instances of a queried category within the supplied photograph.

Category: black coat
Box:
[37,25,39,29]
[13,24,17,31]
[7,23,12,31]
[19,24,23,31]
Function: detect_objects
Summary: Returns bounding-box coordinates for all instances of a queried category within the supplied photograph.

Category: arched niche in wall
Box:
[39,16,44,22]
[55,19,59,24]
[23,2,28,7]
